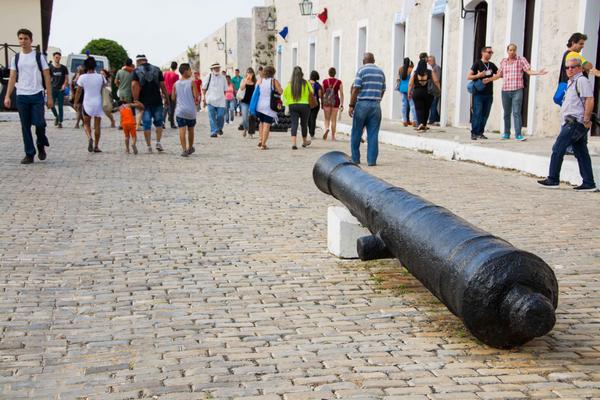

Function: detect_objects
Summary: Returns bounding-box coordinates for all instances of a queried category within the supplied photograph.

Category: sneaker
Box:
[54,119,58,127]
[37,144,46,161]
[471,135,478,141]
[21,156,34,164]
[238,124,244,131]
[181,151,189,157]
[515,135,527,141]
[302,140,311,148]
[132,143,138,155]
[188,146,195,155]
[478,134,488,139]
[218,130,224,136]
[156,142,164,152]
[573,184,598,192]
[58,123,63,129]
[210,134,218,138]
[147,146,153,153]
[88,138,93,153]
[292,145,298,150]
[537,179,559,188]
[502,133,510,140]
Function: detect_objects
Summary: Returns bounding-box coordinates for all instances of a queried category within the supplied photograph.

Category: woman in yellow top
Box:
[283,66,314,150]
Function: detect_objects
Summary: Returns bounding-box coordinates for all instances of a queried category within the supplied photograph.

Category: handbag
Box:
[249,84,260,116]
[426,72,440,97]
[308,82,318,109]
[467,79,486,94]
[399,78,409,94]
[236,87,246,101]
[553,82,568,106]
[270,79,283,112]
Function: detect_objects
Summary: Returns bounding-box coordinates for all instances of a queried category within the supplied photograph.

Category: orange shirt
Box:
[120,105,135,126]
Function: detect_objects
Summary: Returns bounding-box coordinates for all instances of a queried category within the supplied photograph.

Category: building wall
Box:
[0,0,43,64]
[271,0,599,137]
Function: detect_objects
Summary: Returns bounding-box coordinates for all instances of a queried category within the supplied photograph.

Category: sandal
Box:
[261,145,268,150]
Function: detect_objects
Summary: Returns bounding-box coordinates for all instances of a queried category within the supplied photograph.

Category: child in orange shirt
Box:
[119,101,144,154]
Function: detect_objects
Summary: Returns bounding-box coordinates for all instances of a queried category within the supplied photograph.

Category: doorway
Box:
[593,20,600,136]
[357,25,367,69]
[276,47,283,82]
[521,0,536,128]
[391,22,406,119]
[292,46,298,69]
[308,40,316,72]
[332,34,341,74]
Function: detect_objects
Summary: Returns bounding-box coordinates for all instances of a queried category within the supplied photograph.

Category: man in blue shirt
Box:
[349,53,386,166]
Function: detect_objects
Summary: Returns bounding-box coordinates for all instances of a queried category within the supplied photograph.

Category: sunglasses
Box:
[486,51,494,54]
[565,66,580,70]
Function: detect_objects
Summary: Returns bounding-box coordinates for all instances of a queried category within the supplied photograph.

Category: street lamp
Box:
[299,0,313,16]
[265,13,276,31]
[216,38,225,51]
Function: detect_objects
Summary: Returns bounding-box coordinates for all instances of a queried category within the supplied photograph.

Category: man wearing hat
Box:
[132,54,170,152]
[202,62,228,137]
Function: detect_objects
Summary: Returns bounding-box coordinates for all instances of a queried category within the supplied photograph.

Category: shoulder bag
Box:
[270,79,283,112]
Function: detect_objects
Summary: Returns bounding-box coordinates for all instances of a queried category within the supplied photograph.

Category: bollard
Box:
[313,151,559,349]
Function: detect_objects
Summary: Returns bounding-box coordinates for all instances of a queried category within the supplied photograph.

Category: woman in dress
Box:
[74,57,107,152]
[255,66,283,150]
[239,67,256,138]
[308,70,322,139]
[321,67,344,141]
[408,59,440,132]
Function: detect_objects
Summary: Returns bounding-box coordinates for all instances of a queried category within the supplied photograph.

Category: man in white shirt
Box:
[202,62,227,137]
[3,28,53,164]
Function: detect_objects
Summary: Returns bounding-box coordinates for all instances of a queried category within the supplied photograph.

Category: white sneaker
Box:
[156,142,164,152]
[147,146,153,153]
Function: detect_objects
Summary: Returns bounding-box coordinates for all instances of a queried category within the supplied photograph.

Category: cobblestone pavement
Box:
[1,112,599,400]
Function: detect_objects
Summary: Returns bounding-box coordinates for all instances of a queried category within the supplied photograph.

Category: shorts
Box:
[256,111,275,125]
[142,104,164,131]
[123,124,137,139]
[176,117,196,128]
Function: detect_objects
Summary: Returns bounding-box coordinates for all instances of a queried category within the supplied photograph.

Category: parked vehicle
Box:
[66,53,110,81]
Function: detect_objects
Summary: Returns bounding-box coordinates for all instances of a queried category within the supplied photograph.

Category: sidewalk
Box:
[324,114,600,186]
[0,106,78,122]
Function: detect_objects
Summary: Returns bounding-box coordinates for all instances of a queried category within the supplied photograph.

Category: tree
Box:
[81,39,128,71]
[187,46,200,71]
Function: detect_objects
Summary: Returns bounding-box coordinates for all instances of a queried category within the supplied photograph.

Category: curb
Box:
[330,122,600,187]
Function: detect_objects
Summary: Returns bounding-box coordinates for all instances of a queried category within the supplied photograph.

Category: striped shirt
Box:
[354,64,386,101]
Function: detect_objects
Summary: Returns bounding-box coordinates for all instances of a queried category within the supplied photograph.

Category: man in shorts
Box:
[132,54,170,153]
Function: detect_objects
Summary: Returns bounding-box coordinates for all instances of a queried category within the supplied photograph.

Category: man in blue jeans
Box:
[349,53,386,166]
[467,46,498,140]
[538,58,596,191]
[3,28,53,164]
[202,62,228,138]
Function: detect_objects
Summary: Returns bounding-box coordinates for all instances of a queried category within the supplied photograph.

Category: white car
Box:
[66,53,110,81]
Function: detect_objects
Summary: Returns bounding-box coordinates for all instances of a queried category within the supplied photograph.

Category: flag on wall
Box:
[317,8,328,25]
[279,27,289,41]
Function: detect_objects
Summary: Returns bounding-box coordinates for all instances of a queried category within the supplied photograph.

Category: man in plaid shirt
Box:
[486,43,547,141]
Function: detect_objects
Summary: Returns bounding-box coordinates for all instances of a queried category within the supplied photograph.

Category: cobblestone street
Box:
[1,113,599,400]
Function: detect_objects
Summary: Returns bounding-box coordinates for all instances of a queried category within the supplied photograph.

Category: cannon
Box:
[313,151,558,349]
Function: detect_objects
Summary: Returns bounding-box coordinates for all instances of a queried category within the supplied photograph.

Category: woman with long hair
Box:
[74,57,106,152]
[408,59,440,132]
[255,66,282,150]
[322,67,344,141]
[283,66,313,149]
[308,70,322,139]
[239,67,257,138]
[397,57,417,127]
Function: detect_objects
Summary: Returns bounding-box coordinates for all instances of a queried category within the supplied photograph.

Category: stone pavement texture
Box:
[0,112,599,400]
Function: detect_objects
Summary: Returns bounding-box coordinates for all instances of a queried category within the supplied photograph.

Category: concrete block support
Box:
[327,206,370,259]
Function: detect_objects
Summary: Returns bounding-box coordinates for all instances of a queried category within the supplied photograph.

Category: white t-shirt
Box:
[256,78,277,119]
[77,73,106,118]
[202,73,227,108]
[9,51,49,96]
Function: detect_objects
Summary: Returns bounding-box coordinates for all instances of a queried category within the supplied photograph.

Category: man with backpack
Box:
[202,62,228,138]
[538,57,596,192]
[131,54,170,153]
[3,28,53,164]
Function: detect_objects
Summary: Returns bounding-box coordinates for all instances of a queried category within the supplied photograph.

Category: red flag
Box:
[317,8,328,25]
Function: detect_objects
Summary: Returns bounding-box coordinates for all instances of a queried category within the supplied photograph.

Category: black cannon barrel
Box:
[314,151,558,349]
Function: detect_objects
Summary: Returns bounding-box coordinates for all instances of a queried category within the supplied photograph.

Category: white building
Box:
[269,0,600,137]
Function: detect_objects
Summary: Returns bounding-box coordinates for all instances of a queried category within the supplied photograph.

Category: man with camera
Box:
[538,57,596,191]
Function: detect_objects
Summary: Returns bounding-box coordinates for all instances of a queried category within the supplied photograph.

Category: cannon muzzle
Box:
[314,151,558,349]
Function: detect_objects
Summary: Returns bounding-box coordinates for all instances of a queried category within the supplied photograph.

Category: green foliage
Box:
[81,38,128,71]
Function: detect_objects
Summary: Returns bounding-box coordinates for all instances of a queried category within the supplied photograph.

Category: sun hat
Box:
[210,62,221,69]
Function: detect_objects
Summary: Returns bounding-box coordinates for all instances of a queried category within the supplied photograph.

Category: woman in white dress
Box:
[74,57,106,153]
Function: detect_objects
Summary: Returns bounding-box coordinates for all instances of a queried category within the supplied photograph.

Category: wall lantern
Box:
[216,38,225,51]
[265,13,276,31]
[299,0,314,16]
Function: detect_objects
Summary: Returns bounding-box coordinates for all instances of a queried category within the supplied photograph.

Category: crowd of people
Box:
[3,28,598,191]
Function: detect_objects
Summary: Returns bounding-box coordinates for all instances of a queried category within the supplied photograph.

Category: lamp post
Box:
[299,0,314,16]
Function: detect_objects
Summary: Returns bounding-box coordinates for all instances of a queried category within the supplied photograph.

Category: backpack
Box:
[322,78,339,107]
[14,50,46,88]
[135,64,160,87]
